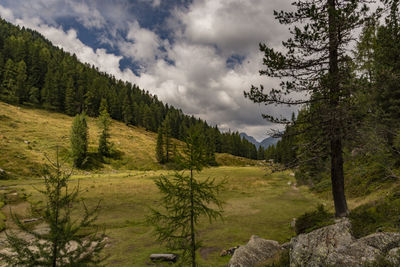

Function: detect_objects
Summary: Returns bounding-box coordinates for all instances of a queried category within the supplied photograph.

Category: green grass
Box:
[1,166,324,267]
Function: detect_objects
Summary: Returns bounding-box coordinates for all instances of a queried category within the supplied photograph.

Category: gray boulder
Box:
[386,247,400,265]
[229,235,281,267]
[290,218,355,267]
[290,218,400,267]
[357,232,400,252]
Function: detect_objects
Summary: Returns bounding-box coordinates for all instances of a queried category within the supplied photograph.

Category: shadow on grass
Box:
[81,152,104,171]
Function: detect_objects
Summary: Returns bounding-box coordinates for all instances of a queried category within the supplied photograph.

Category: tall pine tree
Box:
[156,126,165,164]
[148,125,224,266]
[245,0,370,217]
[70,113,89,168]
[98,99,112,157]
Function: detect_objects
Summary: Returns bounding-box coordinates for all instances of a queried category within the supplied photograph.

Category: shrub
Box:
[262,249,290,267]
[295,205,334,235]
[349,196,400,238]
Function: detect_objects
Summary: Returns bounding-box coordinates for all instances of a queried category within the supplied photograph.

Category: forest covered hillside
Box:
[0,18,259,163]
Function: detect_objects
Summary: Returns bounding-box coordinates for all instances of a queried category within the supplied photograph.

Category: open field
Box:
[1,166,324,266]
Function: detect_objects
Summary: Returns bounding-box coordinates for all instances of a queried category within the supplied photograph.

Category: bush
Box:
[349,196,400,238]
[262,249,290,267]
[295,204,334,235]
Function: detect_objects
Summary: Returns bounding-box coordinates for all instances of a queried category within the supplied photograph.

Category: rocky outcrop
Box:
[289,218,400,267]
[229,219,400,267]
[386,247,400,265]
[228,235,281,267]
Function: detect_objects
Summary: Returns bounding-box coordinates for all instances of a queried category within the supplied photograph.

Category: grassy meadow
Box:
[0,102,327,266]
[1,166,324,266]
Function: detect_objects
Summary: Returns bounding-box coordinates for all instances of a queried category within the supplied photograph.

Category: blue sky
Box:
[0,0,296,141]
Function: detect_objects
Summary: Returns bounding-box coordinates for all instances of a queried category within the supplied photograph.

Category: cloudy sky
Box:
[0,0,298,141]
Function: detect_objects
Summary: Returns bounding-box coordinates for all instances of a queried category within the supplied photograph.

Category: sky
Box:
[0,0,299,141]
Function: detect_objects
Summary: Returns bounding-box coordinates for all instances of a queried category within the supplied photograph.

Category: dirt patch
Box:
[199,246,220,260]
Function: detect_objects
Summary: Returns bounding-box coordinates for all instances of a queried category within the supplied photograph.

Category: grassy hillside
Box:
[0,102,260,179]
[0,101,161,177]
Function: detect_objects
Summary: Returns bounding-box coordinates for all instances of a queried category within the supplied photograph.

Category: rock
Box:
[281,242,291,250]
[229,235,281,267]
[386,247,400,265]
[290,218,296,229]
[289,218,400,267]
[357,232,400,252]
[290,218,355,267]
[149,253,178,262]
[325,240,380,266]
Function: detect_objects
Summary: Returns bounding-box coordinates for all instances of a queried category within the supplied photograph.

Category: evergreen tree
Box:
[15,60,27,104]
[156,126,164,164]
[143,104,154,131]
[162,114,173,163]
[374,0,400,142]
[98,99,112,157]
[70,113,88,168]
[0,148,105,266]
[205,128,217,165]
[65,77,77,116]
[245,0,370,217]
[121,95,133,125]
[148,125,224,266]
[28,86,40,104]
[257,146,265,160]
[1,58,17,102]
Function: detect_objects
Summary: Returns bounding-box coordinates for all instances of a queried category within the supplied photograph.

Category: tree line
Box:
[0,18,258,161]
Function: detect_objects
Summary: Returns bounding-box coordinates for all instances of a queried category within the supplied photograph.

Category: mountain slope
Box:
[240,132,280,149]
[239,132,260,148]
[0,102,259,178]
[260,136,280,148]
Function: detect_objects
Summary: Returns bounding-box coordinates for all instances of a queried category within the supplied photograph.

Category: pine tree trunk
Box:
[330,138,348,217]
[328,0,348,217]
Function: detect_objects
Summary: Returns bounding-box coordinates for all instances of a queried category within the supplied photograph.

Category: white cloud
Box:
[0,5,14,21]
[68,1,106,29]
[172,0,292,56]
[152,0,161,8]
[118,21,161,67]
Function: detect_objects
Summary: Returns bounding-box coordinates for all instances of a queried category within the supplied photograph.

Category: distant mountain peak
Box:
[240,132,280,149]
